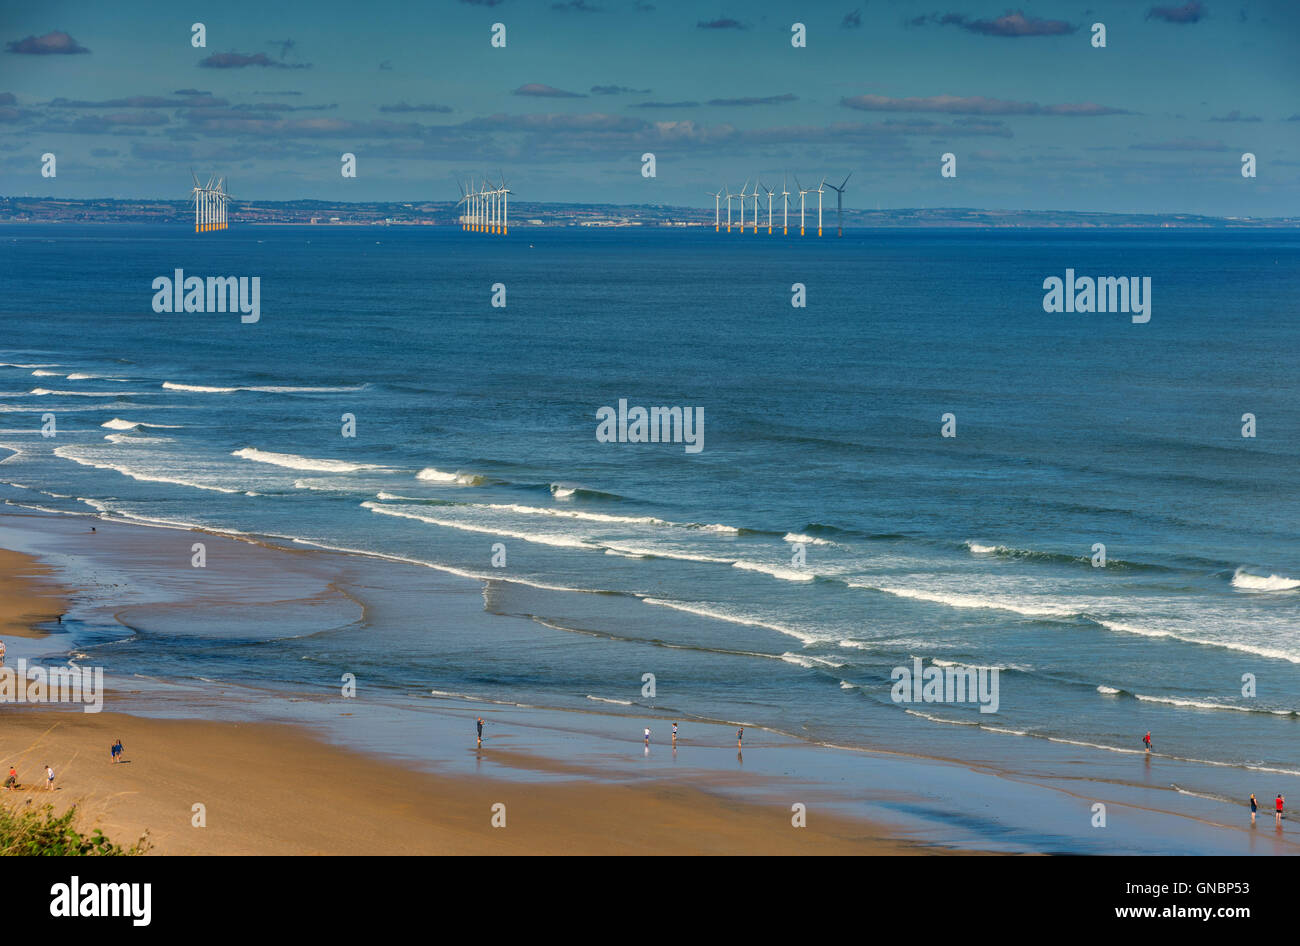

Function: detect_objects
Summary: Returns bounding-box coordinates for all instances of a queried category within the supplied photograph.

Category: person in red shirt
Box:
[1143,731,1151,752]
[1276,794,1285,823]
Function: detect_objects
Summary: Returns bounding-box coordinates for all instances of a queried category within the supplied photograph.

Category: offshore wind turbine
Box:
[816,176,826,237]
[794,176,810,236]
[825,172,851,238]
[709,187,723,232]
[751,177,760,234]
[762,182,773,235]
[190,171,202,232]
[780,173,790,236]
[723,184,734,232]
[215,176,228,230]
[737,178,749,234]
[498,173,510,235]
[483,174,496,234]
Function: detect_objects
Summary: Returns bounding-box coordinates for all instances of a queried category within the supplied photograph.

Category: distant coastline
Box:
[2,197,1296,229]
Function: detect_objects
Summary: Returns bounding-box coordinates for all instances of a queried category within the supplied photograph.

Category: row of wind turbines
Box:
[709,173,852,237]
[190,172,230,233]
[457,175,512,234]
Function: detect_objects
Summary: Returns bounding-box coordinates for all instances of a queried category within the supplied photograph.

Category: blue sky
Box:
[1,0,1297,214]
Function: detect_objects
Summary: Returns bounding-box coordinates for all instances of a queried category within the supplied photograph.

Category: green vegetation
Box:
[0,801,149,856]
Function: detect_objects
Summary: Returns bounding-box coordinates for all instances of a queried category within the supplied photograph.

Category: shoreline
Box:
[1,508,1295,855]
[0,547,68,640]
[0,529,952,855]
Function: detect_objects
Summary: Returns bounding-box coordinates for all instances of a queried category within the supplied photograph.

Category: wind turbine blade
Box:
[840,172,852,189]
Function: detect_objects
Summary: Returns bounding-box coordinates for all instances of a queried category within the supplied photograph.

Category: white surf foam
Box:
[30,388,141,397]
[363,501,592,549]
[779,653,845,669]
[233,447,383,473]
[1232,569,1300,592]
[101,418,183,430]
[867,584,1077,618]
[163,382,365,394]
[104,433,173,444]
[732,560,815,582]
[53,446,240,493]
[639,597,819,644]
[783,532,839,546]
[415,467,485,486]
[1097,620,1300,664]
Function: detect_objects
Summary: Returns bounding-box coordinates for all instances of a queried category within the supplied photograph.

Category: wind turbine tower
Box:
[499,174,510,235]
[825,172,851,238]
[794,176,810,236]
[816,176,826,237]
[709,187,722,232]
[780,174,790,236]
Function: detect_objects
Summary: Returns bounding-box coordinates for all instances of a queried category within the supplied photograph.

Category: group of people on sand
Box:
[3,764,55,791]
[1249,793,1285,825]
[1,741,124,793]
[479,717,743,752]
[641,723,743,749]
[1146,731,1286,827]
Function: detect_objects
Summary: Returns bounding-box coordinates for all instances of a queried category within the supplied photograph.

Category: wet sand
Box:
[0,547,68,640]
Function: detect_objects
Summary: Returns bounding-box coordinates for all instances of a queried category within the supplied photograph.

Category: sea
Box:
[2,223,1298,851]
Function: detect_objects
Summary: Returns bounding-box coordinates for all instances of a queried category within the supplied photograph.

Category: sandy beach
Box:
[0,706,948,855]
[0,539,936,855]
[0,547,68,640]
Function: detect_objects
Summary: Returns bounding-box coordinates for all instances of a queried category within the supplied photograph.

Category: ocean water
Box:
[2,223,1299,826]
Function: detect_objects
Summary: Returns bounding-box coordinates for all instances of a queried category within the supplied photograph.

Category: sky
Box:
[1,0,1298,215]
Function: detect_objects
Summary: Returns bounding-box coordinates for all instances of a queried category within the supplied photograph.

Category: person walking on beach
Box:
[45,765,54,791]
[4,766,16,791]
[643,727,651,747]
[1276,794,1285,824]
[476,717,484,748]
[736,727,744,749]
[671,722,678,746]
[1142,731,1151,753]
[1250,794,1258,824]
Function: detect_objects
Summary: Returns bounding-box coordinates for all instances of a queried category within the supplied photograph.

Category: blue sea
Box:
[2,223,1299,848]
